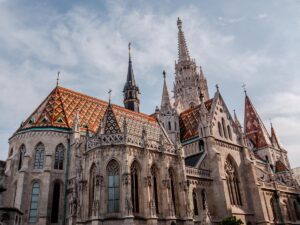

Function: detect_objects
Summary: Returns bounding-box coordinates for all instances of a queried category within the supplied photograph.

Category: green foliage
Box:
[219,216,244,225]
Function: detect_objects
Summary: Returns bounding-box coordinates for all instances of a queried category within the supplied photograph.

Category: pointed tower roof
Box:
[102,103,121,135]
[233,110,242,128]
[177,18,190,62]
[244,95,272,148]
[161,70,172,110]
[270,123,283,149]
[124,42,137,88]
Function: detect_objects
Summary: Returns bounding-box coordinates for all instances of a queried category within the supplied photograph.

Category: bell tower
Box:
[174,18,209,113]
[123,43,140,112]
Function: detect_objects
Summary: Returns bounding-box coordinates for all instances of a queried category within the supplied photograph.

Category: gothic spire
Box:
[126,42,136,86]
[244,94,271,148]
[270,123,283,149]
[123,42,140,112]
[177,17,190,62]
[161,70,172,110]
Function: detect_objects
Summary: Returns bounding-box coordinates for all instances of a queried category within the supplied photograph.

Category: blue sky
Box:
[1,0,300,167]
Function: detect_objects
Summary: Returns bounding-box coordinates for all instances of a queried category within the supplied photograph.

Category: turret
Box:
[123,43,140,112]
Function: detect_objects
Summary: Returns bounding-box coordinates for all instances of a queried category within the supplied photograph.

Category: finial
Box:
[177,17,182,30]
[163,70,166,79]
[269,118,273,128]
[108,89,112,104]
[56,71,60,86]
[215,84,219,92]
[242,83,247,96]
[128,42,131,54]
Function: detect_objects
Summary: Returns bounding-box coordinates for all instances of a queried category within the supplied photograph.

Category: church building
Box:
[1,18,300,225]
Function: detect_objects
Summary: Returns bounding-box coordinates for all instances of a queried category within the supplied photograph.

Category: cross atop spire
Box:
[177,18,190,62]
[56,71,60,86]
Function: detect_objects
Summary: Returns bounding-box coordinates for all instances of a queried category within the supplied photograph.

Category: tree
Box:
[220,216,244,225]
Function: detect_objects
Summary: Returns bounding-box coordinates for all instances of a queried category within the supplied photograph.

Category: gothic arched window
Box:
[168,121,171,131]
[201,189,207,210]
[51,182,61,223]
[222,118,228,139]
[271,194,279,221]
[294,201,300,220]
[34,143,45,169]
[89,164,96,216]
[169,168,177,215]
[218,122,223,137]
[151,165,159,214]
[29,182,40,223]
[18,145,26,170]
[54,144,64,170]
[131,161,140,213]
[107,160,120,213]
[225,157,242,206]
[227,125,232,140]
[193,190,199,216]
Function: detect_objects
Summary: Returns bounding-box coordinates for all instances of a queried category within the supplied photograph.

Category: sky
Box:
[0,0,300,167]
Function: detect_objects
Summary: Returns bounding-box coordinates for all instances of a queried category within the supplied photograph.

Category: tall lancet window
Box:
[271,194,279,221]
[54,144,64,170]
[225,157,242,206]
[294,201,300,220]
[34,143,45,169]
[193,189,199,216]
[29,182,40,223]
[131,161,139,213]
[107,160,120,213]
[51,182,61,223]
[151,165,159,214]
[202,189,207,210]
[169,168,177,215]
[89,164,96,216]
[18,144,26,170]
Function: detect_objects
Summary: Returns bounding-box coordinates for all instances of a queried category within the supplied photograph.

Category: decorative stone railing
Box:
[87,133,175,154]
[186,166,212,179]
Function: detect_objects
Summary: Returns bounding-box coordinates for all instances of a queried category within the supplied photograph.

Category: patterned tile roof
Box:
[244,95,271,148]
[179,99,213,141]
[275,160,289,173]
[18,86,160,139]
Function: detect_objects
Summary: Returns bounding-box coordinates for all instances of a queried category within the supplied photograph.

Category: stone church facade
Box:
[1,18,300,225]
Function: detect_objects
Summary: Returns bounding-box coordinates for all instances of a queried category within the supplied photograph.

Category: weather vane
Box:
[242,83,247,95]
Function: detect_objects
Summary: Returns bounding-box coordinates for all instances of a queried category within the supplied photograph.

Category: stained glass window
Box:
[29,182,40,223]
[54,144,64,170]
[107,160,119,213]
[34,143,44,169]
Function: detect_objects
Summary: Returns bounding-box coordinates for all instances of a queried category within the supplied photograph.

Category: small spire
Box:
[56,71,60,86]
[242,83,247,96]
[215,84,219,92]
[163,70,166,79]
[161,70,171,110]
[177,17,190,62]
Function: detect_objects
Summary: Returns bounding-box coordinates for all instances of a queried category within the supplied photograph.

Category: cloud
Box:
[0,1,299,168]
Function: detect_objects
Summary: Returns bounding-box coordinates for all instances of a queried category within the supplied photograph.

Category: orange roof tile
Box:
[18,86,158,136]
[275,160,289,173]
[179,99,213,141]
[244,95,271,148]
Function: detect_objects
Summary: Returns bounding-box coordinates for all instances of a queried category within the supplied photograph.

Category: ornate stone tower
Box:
[159,70,179,144]
[123,43,140,112]
[174,18,209,113]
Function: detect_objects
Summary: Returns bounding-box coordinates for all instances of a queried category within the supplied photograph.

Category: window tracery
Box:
[34,143,45,169]
[225,157,242,206]
[107,160,120,213]
[54,144,64,170]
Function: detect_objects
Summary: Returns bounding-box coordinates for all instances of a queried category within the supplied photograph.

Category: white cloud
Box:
[0,1,299,168]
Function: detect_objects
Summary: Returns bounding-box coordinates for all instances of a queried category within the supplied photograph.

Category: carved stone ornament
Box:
[122,173,131,186]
